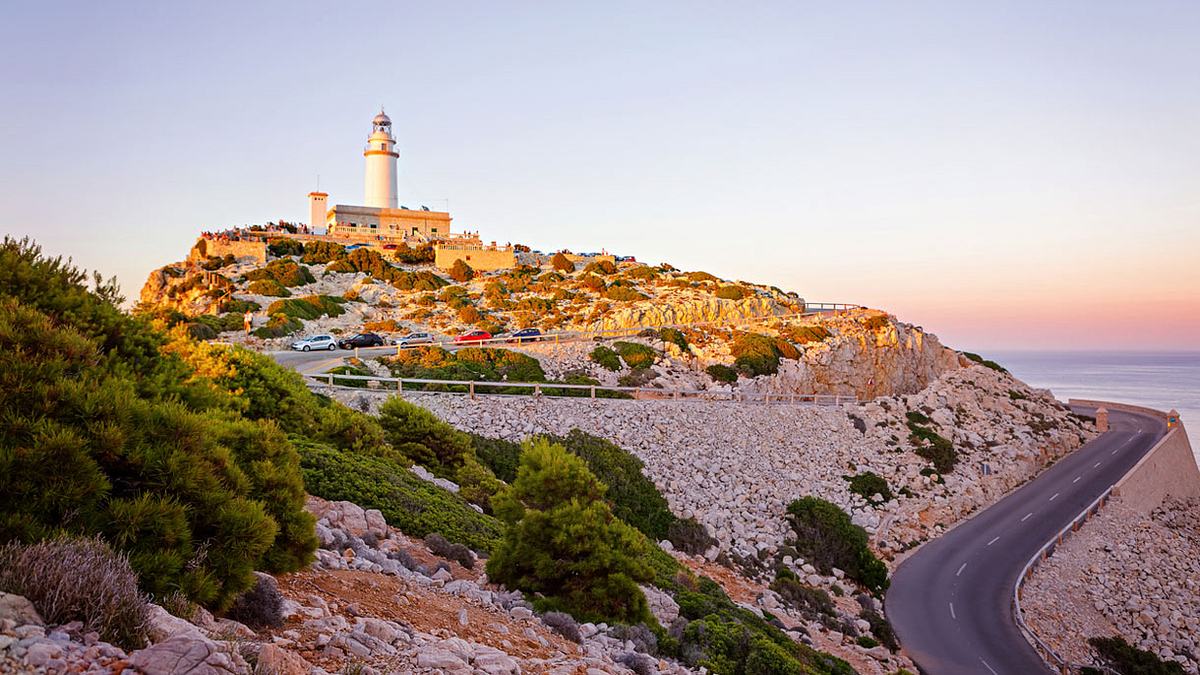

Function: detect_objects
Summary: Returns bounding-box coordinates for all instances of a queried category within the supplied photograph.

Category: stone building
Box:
[312,110,454,244]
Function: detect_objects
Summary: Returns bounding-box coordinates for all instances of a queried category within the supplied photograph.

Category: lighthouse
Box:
[363,110,398,209]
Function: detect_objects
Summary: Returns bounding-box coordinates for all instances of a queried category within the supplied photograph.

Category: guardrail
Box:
[1013,487,1119,675]
[305,372,858,406]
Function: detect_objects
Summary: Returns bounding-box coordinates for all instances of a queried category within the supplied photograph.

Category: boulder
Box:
[253,644,312,675]
[0,593,43,626]
[128,635,249,674]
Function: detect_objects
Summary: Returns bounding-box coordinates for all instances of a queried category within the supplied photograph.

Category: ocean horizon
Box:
[989,350,1199,442]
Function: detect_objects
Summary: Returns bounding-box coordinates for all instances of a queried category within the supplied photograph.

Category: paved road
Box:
[270,345,394,373]
[887,407,1165,674]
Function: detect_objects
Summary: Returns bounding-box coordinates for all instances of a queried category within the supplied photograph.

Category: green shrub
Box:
[0,240,316,612]
[470,434,523,483]
[667,517,717,555]
[540,430,676,541]
[201,254,236,270]
[267,238,305,258]
[962,351,1008,373]
[604,285,648,302]
[378,396,475,475]
[685,271,719,283]
[906,418,958,473]
[393,242,435,264]
[862,314,890,331]
[583,260,617,275]
[327,364,372,388]
[706,364,738,384]
[225,573,284,629]
[424,533,475,570]
[265,294,346,321]
[246,279,291,297]
[730,333,784,377]
[551,252,575,273]
[218,298,260,314]
[252,314,302,338]
[391,270,448,292]
[845,472,893,505]
[624,265,658,280]
[192,312,244,335]
[1087,636,1184,675]
[301,240,346,264]
[590,346,622,371]
[618,367,658,387]
[859,606,898,652]
[779,325,831,344]
[614,341,656,369]
[297,440,502,553]
[186,321,217,340]
[658,327,689,353]
[715,285,751,300]
[487,438,654,624]
[770,574,836,625]
[244,259,315,287]
[855,635,879,649]
[449,259,474,282]
[0,537,149,650]
[784,497,889,593]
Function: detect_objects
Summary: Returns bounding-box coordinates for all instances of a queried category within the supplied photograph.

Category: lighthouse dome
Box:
[372,111,391,126]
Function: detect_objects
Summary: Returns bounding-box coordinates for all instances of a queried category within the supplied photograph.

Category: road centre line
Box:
[956,562,967,577]
[949,603,956,620]
[1094,461,1102,468]
[1021,512,1033,522]
[1049,493,1059,501]
[980,657,999,675]
[987,536,999,546]
[1073,476,1082,483]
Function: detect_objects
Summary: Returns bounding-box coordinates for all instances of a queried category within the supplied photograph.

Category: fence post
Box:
[327,373,334,386]
[534,384,541,397]
[469,382,475,400]
[590,386,596,399]
[398,379,403,392]
[355,347,360,360]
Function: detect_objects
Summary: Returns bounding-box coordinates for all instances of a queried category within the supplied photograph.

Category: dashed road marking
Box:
[1112,448,1119,455]
[957,562,967,577]
[1094,461,1102,468]
[949,603,957,620]
[1050,493,1059,501]
[987,536,1000,546]
[980,657,999,675]
[1021,512,1033,522]
[1073,476,1082,484]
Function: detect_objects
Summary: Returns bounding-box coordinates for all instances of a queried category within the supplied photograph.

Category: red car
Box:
[453,330,492,344]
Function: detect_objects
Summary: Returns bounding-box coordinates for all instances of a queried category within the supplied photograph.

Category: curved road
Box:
[887,407,1165,674]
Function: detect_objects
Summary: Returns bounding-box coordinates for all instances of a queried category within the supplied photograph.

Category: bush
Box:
[265,294,346,321]
[392,270,448,291]
[845,472,893,505]
[715,285,751,300]
[590,346,622,371]
[706,364,738,384]
[685,271,719,283]
[541,611,583,643]
[471,434,523,483]
[393,242,435,264]
[779,325,831,344]
[424,533,475,570]
[1087,636,1184,675]
[244,259,314,287]
[729,332,797,378]
[297,440,503,553]
[225,573,284,629]
[962,351,1008,373]
[855,635,879,649]
[770,574,836,625]
[858,606,898,652]
[449,259,474,282]
[583,260,617,275]
[906,419,958,473]
[252,314,302,338]
[378,397,475,475]
[667,518,717,555]
[540,430,677,541]
[267,238,305,258]
[551,252,574,273]
[487,439,654,624]
[218,298,260,314]
[658,327,689,353]
[246,279,291,297]
[301,240,346,264]
[614,341,656,369]
[605,285,648,302]
[619,367,658,387]
[784,497,888,593]
[0,537,149,649]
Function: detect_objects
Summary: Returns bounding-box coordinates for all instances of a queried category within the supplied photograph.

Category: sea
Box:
[990,351,1200,458]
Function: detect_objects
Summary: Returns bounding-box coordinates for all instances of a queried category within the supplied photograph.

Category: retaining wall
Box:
[188,238,267,264]
[1068,399,1199,511]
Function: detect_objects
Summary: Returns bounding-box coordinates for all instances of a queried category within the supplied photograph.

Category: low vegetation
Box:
[730,332,799,377]
[1085,636,1185,675]
[962,351,1008,373]
[784,497,889,594]
[845,471,893,505]
[905,412,958,473]
[243,259,315,287]
[266,294,347,320]
[590,345,622,371]
[706,363,739,384]
[614,341,657,369]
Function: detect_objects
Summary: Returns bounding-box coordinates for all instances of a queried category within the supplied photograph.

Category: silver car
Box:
[291,334,338,352]
[392,332,435,347]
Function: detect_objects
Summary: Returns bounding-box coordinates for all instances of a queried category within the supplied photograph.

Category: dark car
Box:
[507,328,543,344]
[338,332,385,349]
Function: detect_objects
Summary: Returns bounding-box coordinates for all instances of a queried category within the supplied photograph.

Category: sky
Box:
[1,1,1197,351]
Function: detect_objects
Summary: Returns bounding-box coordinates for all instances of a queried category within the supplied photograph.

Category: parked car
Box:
[338,332,385,349]
[392,332,435,347]
[291,335,338,352]
[507,328,543,344]
[453,330,492,344]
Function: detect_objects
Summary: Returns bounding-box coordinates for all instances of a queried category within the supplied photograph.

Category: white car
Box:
[291,334,338,352]
[392,332,435,347]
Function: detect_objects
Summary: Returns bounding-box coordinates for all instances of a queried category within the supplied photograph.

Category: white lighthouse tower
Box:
[363,110,399,209]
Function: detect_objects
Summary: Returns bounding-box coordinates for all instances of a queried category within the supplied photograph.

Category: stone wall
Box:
[434,245,516,271]
[1068,399,1200,512]
[187,238,266,264]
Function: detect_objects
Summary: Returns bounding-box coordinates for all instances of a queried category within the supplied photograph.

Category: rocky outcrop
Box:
[574,293,795,331]
[138,264,231,315]
[1023,497,1200,673]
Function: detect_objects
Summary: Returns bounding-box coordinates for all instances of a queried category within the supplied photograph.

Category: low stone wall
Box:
[434,245,516,271]
[188,238,267,264]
